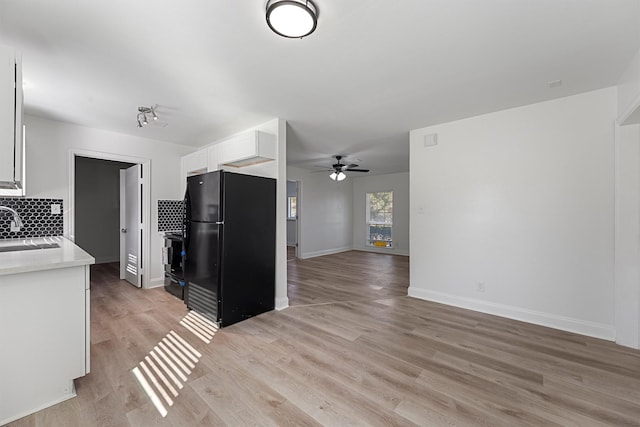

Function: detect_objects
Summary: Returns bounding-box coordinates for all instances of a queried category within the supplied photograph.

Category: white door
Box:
[120,165,142,287]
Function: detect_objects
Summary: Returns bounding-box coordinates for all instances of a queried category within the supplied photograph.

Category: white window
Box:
[287,196,297,219]
[366,191,393,247]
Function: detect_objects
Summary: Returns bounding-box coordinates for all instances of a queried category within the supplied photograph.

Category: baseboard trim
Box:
[1,390,76,426]
[407,287,615,341]
[147,276,164,289]
[275,296,289,311]
[352,246,409,256]
[301,246,351,259]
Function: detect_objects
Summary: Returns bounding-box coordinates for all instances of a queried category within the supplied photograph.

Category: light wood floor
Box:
[287,250,409,306]
[8,253,640,426]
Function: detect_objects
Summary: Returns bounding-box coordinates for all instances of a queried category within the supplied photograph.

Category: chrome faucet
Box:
[0,206,23,230]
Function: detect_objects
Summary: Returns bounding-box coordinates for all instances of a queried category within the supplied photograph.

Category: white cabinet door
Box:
[0,266,87,424]
[182,149,208,177]
[180,148,208,195]
[207,144,219,171]
[0,45,21,185]
[217,130,276,167]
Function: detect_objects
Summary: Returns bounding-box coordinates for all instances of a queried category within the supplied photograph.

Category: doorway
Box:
[74,156,135,265]
[287,180,300,260]
[69,149,151,288]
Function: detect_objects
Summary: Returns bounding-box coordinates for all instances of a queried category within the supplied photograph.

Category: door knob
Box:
[121,228,127,233]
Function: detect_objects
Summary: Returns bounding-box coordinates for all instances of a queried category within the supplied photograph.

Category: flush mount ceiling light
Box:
[266,0,318,39]
[136,106,158,128]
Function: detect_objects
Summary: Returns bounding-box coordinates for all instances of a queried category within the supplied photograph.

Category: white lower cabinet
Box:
[0,265,90,425]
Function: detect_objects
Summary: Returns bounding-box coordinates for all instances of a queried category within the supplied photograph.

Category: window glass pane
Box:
[368,224,392,246]
[367,191,393,224]
[366,191,393,247]
[287,196,297,219]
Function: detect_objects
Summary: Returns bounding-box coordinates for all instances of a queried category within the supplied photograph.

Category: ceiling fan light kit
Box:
[329,171,346,181]
[266,0,318,39]
[324,155,369,182]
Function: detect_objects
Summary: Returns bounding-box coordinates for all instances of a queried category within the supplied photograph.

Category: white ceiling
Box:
[1,1,639,175]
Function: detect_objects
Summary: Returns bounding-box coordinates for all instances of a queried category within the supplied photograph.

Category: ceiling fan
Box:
[317,155,369,181]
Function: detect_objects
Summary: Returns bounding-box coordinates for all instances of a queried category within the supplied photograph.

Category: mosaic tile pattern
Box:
[0,198,64,239]
[158,199,183,232]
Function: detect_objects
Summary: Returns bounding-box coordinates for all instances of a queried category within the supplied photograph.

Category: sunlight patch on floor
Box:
[180,310,219,343]
[131,330,202,418]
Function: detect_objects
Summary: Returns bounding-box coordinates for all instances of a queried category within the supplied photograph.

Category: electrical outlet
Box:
[476,281,486,292]
[51,203,61,215]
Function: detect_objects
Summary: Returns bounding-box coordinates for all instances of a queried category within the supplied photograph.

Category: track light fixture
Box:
[136,106,158,128]
[266,0,318,39]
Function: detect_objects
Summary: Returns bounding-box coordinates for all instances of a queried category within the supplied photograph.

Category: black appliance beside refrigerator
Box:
[163,232,185,299]
[183,170,276,327]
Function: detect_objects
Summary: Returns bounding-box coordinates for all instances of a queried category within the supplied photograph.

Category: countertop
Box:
[0,236,95,276]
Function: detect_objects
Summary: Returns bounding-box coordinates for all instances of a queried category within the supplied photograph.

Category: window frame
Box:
[365,190,393,248]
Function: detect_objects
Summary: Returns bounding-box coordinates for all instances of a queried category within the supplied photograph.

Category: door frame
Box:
[68,149,152,288]
[296,180,302,259]
[286,179,302,259]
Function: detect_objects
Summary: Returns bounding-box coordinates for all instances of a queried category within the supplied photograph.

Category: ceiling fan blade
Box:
[346,168,369,172]
[347,163,359,168]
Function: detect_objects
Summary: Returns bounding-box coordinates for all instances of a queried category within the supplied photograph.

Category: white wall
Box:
[24,115,192,286]
[615,123,640,348]
[614,47,640,349]
[352,172,409,256]
[409,88,617,340]
[617,48,640,123]
[287,166,353,259]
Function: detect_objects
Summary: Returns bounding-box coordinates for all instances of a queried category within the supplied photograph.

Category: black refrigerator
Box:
[183,170,276,327]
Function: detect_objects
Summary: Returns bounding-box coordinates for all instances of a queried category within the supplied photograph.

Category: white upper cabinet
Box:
[180,148,207,195]
[181,148,208,178]
[217,130,276,168]
[0,44,24,196]
[207,144,218,172]
[179,130,277,194]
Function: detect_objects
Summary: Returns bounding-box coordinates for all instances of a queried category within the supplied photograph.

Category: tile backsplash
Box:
[0,198,64,239]
[158,199,183,232]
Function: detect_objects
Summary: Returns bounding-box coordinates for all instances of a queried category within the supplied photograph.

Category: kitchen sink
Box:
[0,243,60,253]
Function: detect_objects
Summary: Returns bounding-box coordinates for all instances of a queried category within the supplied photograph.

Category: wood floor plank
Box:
[6,255,640,427]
